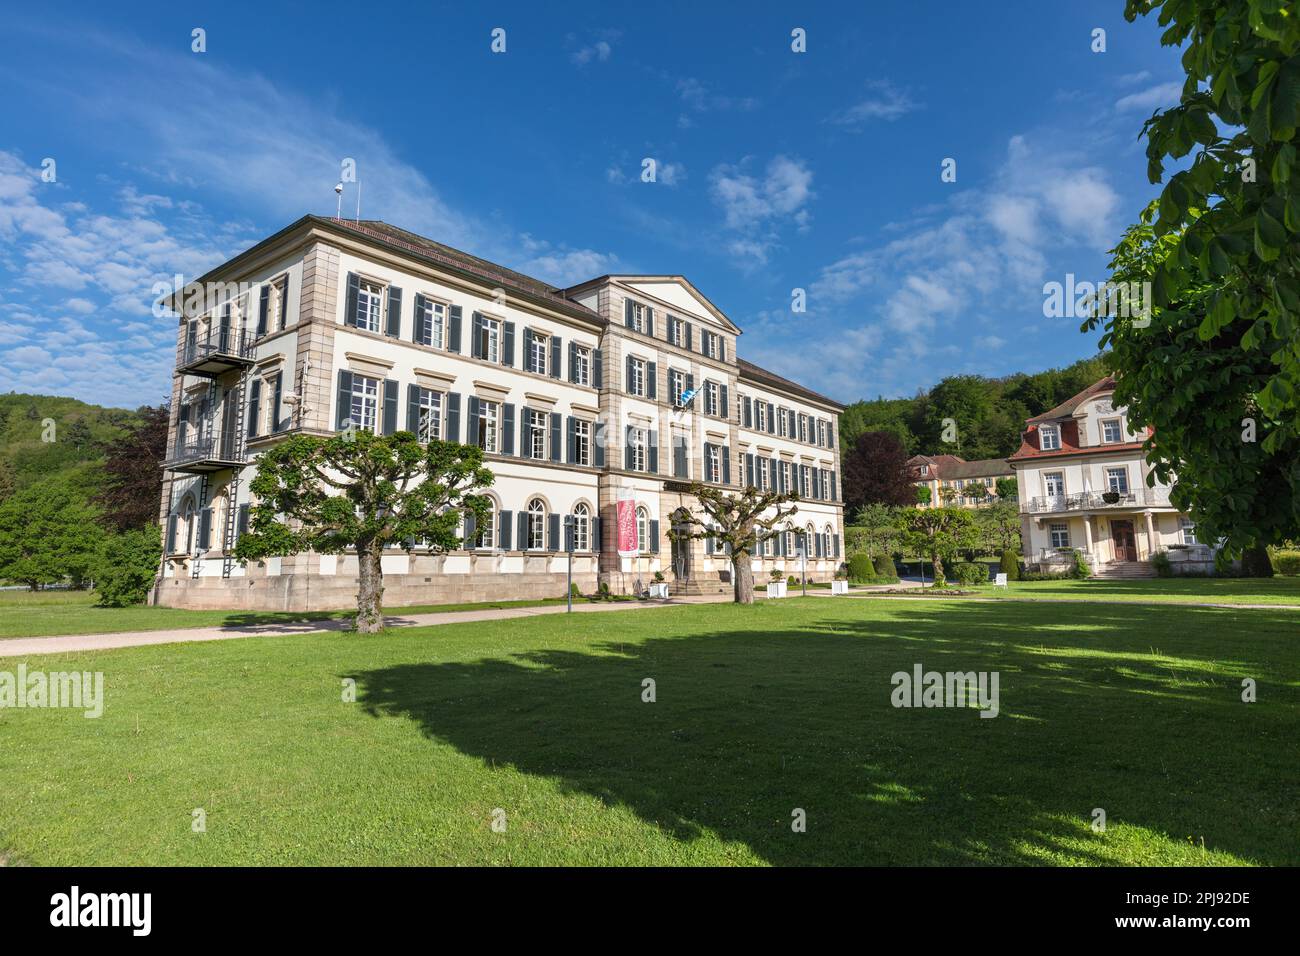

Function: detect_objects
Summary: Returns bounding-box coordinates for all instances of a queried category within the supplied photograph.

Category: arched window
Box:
[636,506,649,553]
[572,503,590,552]
[824,523,835,559]
[475,503,497,550]
[784,522,795,557]
[527,498,546,551]
[805,522,815,557]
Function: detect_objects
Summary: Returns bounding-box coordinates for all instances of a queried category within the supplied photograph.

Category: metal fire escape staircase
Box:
[221,371,249,578]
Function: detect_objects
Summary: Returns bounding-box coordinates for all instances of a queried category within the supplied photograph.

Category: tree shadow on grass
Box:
[357,600,1300,865]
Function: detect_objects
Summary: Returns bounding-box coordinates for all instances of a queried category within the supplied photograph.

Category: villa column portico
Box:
[1081,515,1094,563]
[1143,510,1156,560]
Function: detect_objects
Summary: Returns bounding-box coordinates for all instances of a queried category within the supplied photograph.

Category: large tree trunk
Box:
[732,550,755,604]
[355,540,385,633]
[931,551,945,585]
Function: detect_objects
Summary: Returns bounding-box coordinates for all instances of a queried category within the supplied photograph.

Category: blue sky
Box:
[0,1,1184,409]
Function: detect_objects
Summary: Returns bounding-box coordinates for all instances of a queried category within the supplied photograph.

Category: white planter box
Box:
[767,581,788,598]
[648,582,670,599]
[830,580,849,595]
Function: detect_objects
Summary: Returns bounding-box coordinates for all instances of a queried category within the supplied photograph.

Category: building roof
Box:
[1010,375,1151,463]
[1027,375,1118,423]
[322,218,604,324]
[183,214,842,413]
[908,454,1011,480]
[737,358,845,411]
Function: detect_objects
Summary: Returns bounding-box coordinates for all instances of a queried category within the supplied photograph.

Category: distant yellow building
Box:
[907,454,1014,509]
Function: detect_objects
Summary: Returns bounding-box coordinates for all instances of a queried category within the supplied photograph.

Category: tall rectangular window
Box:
[528,331,547,375]
[528,409,547,460]
[669,369,685,406]
[706,445,721,483]
[1101,419,1122,443]
[704,382,719,416]
[629,357,646,397]
[418,299,446,348]
[1179,516,1197,545]
[574,420,591,466]
[573,345,591,386]
[798,415,808,443]
[629,302,647,333]
[1044,472,1065,497]
[356,281,383,333]
[480,317,500,363]
[778,408,789,438]
[476,400,500,453]
[1049,522,1070,548]
[1105,467,1129,494]
[349,375,379,433]
[758,458,770,490]
[629,428,647,472]
[668,316,684,346]
[417,389,443,442]
[800,465,811,497]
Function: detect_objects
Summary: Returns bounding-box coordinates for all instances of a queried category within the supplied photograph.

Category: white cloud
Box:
[828,81,920,128]
[709,156,814,267]
[792,134,1122,397]
[676,77,759,114]
[1115,81,1181,112]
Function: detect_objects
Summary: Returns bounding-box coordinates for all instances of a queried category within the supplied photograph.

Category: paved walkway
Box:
[0,596,732,659]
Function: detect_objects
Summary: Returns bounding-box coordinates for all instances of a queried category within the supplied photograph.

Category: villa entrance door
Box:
[1111,520,1137,562]
[670,509,691,582]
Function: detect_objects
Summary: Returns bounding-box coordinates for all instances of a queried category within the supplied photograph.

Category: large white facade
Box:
[153,217,845,609]
[1010,377,1208,574]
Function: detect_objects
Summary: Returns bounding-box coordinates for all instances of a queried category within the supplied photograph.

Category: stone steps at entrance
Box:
[1091,561,1157,579]
[673,577,731,597]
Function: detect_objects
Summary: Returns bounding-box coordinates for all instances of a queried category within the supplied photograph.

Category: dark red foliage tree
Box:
[842,430,915,513]
[96,401,170,532]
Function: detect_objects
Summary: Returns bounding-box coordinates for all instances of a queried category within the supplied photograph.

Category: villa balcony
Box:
[177,328,255,377]
[163,434,246,474]
[1023,488,1173,515]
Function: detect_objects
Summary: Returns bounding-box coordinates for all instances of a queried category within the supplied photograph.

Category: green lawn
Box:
[1,597,1295,866]
[975,577,1300,606]
[0,589,572,639]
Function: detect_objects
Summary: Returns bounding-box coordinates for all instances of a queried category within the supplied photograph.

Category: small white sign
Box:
[994,573,1008,587]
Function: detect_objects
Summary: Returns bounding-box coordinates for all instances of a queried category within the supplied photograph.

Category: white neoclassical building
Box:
[1009,376,1211,577]
[153,216,844,610]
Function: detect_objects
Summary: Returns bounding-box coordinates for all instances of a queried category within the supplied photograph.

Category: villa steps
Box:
[1090,561,1157,580]
[672,577,732,597]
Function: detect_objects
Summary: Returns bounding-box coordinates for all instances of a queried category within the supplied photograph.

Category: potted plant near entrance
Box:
[768,568,788,598]
[831,566,850,595]
[649,570,669,600]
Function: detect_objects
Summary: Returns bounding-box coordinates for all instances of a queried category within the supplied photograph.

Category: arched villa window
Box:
[572,503,591,552]
[784,523,795,556]
[805,523,815,557]
[824,523,835,558]
[636,506,650,553]
[527,498,546,551]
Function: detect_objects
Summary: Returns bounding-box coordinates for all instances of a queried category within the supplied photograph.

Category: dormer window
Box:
[919,464,929,476]
[1101,419,1122,443]
[1039,424,1060,451]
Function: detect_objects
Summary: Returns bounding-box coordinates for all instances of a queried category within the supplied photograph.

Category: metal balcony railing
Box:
[1023,488,1172,514]
[178,327,255,373]
[164,433,245,471]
